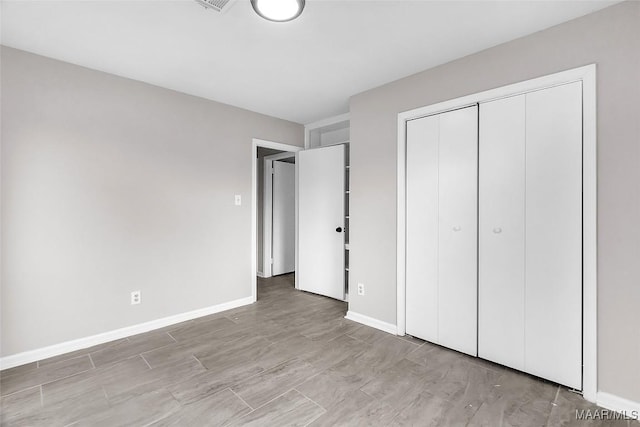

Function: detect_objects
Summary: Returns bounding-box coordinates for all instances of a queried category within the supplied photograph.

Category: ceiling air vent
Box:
[194,0,238,13]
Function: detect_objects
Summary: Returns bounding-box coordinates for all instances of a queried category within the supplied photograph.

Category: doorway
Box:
[261,151,296,278]
[252,137,350,304]
[251,139,302,302]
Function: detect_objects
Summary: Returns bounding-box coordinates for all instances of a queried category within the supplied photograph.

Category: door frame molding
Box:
[262,152,296,278]
[252,139,302,302]
[396,64,597,402]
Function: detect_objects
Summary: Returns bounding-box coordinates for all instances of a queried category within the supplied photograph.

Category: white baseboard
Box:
[596,391,640,419]
[257,271,268,278]
[0,296,254,370]
[345,311,398,335]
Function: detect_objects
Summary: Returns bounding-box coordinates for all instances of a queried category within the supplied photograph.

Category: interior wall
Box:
[0,46,304,357]
[348,1,640,402]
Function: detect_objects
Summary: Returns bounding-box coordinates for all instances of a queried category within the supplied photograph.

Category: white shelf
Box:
[305,114,350,149]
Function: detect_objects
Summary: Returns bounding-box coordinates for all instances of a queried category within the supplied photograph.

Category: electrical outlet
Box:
[234,195,242,206]
[357,283,365,296]
[131,290,141,305]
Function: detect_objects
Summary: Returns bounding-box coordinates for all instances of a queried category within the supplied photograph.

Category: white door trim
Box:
[252,139,302,302]
[262,152,296,278]
[396,64,597,402]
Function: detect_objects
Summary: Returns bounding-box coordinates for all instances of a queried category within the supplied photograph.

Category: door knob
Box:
[336,227,343,233]
[493,227,502,234]
[452,226,461,232]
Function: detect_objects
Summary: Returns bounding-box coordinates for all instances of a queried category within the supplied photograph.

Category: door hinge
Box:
[270,258,274,264]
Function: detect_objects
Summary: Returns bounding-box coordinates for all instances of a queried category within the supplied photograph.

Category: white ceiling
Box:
[1,0,618,124]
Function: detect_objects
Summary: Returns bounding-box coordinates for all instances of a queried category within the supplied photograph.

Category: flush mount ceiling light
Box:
[251,0,305,22]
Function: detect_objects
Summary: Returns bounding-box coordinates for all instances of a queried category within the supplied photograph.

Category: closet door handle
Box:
[336,227,343,233]
[493,227,502,234]
[452,226,462,232]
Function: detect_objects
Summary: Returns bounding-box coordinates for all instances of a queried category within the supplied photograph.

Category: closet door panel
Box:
[438,106,478,356]
[478,95,526,370]
[405,115,440,342]
[525,82,582,389]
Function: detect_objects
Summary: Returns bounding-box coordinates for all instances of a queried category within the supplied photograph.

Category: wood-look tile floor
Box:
[1,274,636,426]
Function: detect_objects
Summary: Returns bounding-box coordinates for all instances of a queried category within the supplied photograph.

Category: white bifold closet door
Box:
[406,105,478,356]
[479,82,582,389]
[478,95,527,371]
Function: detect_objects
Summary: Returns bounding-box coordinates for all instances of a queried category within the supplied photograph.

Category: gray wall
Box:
[349,1,639,402]
[0,47,303,357]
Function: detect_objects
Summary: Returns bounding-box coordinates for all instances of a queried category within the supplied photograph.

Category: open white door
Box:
[297,145,345,300]
[272,161,295,275]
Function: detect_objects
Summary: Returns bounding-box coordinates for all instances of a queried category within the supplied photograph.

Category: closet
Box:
[405,81,583,389]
